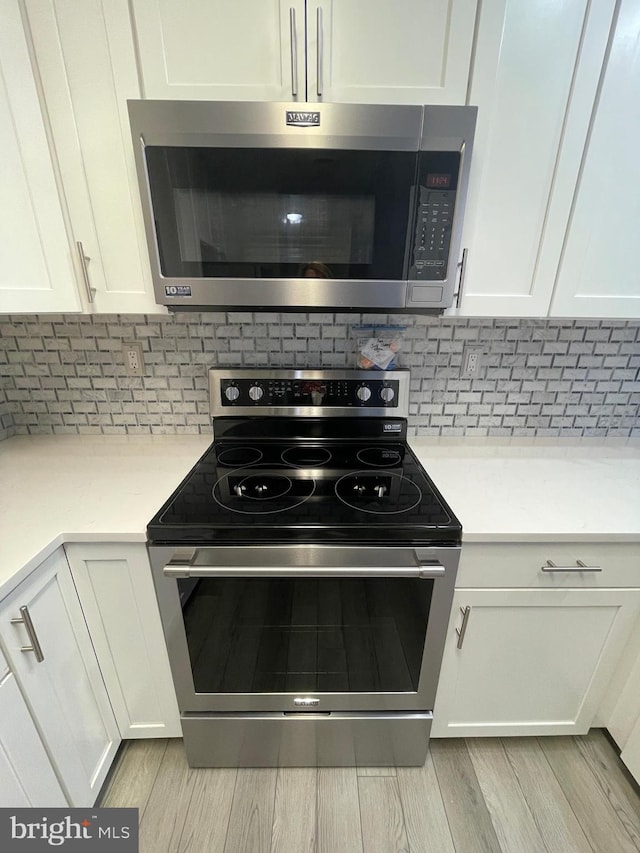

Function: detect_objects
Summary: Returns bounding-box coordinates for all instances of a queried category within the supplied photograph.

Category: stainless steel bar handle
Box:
[456,605,471,650]
[10,606,45,663]
[541,560,602,572]
[76,241,95,304]
[289,8,298,98]
[164,564,445,579]
[455,248,468,308]
[316,7,324,98]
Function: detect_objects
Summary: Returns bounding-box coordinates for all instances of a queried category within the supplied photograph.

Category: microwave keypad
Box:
[412,188,456,280]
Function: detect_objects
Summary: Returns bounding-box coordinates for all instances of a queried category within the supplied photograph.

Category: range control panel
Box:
[209,369,411,419]
[220,377,400,408]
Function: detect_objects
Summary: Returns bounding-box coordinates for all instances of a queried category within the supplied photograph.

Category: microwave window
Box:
[145,147,417,281]
[173,191,375,266]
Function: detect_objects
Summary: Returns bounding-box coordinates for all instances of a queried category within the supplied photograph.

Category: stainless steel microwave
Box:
[128,100,477,313]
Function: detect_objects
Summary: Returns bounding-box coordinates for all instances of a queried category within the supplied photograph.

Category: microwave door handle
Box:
[289,7,299,98]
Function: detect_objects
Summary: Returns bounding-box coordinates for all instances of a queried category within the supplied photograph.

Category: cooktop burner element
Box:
[212,465,316,515]
[217,446,263,466]
[232,473,293,500]
[335,471,423,514]
[281,446,332,467]
[356,447,403,467]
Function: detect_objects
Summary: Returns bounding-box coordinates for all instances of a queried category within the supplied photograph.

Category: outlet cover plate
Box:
[462,345,483,376]
[122,341,144,376]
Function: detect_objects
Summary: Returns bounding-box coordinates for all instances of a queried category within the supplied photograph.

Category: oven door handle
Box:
[163,562,446,579]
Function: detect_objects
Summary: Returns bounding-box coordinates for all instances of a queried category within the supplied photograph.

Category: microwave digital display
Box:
[426,174,451,188]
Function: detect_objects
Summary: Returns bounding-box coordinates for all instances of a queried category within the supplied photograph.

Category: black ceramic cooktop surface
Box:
[147,438,462,547]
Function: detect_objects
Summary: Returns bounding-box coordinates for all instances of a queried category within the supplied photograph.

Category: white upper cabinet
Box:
[130,0,478,104]
[131,0,303,101]
[549,0,640,318]
[306,0,477,104]
[457,0,617,317]
[0,0,81,313]
[24,0,161,313]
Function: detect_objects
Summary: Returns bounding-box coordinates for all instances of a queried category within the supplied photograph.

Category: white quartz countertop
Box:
[410,438,640,543]
[1,434,639,598]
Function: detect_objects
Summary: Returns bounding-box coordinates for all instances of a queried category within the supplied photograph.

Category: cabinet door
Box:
[457,0,616,316]
[131,0,304,101]
[550,0,640,318]
[64,543,181,739]
[0,549,120,807]
[432,587,640,738]
[0,670,67,806]
[307,0,477,104]
[621,712,640,786]
[25,0,160,314]
[0,0,80,313]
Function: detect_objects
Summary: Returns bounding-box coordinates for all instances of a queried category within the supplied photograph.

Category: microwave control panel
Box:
[410,151,461,282]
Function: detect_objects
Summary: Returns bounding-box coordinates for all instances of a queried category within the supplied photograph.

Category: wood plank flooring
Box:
[99,729,640,853]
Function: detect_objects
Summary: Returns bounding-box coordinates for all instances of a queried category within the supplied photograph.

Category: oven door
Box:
[148,545,458,714]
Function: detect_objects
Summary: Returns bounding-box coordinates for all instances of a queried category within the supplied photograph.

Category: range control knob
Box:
[356,385,372,403]
[248,385,264,402]
[380,386,395,403]
[224,385,240,402]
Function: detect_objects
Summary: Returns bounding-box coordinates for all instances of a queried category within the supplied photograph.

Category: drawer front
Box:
[457,542,640,589]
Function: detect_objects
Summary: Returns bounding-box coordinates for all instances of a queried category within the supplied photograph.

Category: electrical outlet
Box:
[122,341,144,376]
[462,345,483,376]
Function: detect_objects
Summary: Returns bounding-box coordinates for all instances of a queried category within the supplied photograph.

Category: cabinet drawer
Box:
[457,542,640,589]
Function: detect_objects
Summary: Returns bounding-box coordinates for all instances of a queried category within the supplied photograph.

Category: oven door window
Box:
[179,577,432,693]
[145,147,417,281]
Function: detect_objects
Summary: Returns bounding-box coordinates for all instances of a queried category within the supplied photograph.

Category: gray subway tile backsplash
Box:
[0,313,638,440]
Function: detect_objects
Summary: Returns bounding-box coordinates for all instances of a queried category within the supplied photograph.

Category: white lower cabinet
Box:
[64,543,181,739]
[621,714,640,785]
[0,549,120,807]
[432,542,640,738]
[0,662,66,806]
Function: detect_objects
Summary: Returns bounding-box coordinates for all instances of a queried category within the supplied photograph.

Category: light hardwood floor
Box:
[99,730,640,853]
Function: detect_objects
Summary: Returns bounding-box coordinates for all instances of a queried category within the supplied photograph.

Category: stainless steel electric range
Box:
[147,369,461,767]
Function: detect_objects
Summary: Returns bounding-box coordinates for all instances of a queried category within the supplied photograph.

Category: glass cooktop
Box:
[147,438,462,547]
